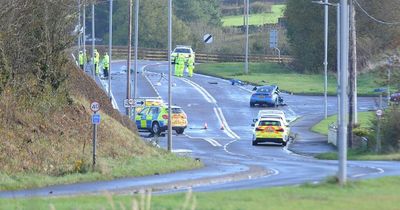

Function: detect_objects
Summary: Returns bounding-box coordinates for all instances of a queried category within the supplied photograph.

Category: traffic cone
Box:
[204,123,208,129]
[220,123,225,130]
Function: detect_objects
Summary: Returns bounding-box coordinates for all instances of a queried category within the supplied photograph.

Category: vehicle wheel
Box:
[176,128,184,134]
[274,100,278,107]
[250,102,255,107]
[252,141,258,146]
[282,141,287,146]
[151,122,161,136]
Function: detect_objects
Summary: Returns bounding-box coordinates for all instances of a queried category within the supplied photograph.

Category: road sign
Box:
[135,99,144,106]
[92,114,101,125]
[269,29,278,48]
[203,34,213,44]
[90,102,100,112]
[376,109,383,117]
[128,98,135,105]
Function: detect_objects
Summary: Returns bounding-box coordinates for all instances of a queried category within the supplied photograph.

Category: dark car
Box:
[250,85,283,107]
[390,92,400,103]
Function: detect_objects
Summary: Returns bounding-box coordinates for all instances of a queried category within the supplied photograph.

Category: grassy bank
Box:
[222,5,286,26]
[196,63,378,95]
[315,150,400,161]
[311,112,374,135]
[0,63,202,191]
[2,176,400,210]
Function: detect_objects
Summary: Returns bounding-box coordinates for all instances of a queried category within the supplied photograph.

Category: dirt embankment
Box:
[0,61,158,175]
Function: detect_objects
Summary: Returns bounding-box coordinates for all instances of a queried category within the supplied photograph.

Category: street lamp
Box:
[108,0,113,101]
[312,0,349,185]
[167,0,172,152]
[311,0,331,119]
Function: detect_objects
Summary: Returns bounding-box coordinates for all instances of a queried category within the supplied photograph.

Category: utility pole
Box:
[323,0,329,119]
[244,0,249,74]
[83,1,86,73]
[126,0,132,117]
[336,3,341,136]
[91,3,95,79]
[167,0,172,152]
[108,0,113,101]
[133,0,139,121]
[338,0,349,185]
[78,0,81,53]
[348,0,357,148]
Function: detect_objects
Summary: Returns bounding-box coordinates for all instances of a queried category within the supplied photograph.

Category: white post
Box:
[338,0,349,185]
[133,0,139,121]
[168,0,173,152]
[91,3,95,79]
[323,0,329,119]
[244,0,249,74]
[108,0,113,101]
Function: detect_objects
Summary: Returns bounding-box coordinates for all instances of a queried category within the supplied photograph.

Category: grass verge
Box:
[2,176,400,210]
[315,149,400,161]
[311,112,374,135]
[222,5,286,26]
[0,154,202,191]
[196,62,379,95]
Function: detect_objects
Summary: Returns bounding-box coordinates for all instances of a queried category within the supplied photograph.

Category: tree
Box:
[285,0,336,73]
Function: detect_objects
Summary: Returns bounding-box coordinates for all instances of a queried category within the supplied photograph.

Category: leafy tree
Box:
[285,0,336,73]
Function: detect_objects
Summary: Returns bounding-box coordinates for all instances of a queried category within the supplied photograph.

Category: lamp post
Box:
[108,0,113,101]
[244,0,249,74]
[167,0,172,152]
[311,0,330,119]
[133,0,139,121]
[91,3,95,79]
[312,0,349,185]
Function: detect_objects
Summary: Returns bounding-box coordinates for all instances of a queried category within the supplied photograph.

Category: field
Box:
[2,176,400,210]
[222,4,286,27]
[196,62,379,95]
[311,112,374,135]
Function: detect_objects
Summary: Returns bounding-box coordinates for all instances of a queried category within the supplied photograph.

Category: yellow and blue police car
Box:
[135,104,188,135]
[252,118,289,146]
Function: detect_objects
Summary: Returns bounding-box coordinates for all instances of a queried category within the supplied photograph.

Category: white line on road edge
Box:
[172,149,193,153]
[223,139,248,158]
[180,77,217,103]
[99,79,120,110]
[142,64,161,98]
[216,107,241,139]
[213,108,236,139]
[203,138,222,147]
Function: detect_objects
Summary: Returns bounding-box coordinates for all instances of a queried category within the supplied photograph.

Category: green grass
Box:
[2,176,400,210]
[0,154,202,191]
[316,149,400,161]
[222,5,286,26]
[196,62,379,95]
[311,112,374,136]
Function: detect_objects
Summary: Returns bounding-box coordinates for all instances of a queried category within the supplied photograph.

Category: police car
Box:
[171,45,195,64]
[135,104,188,135]
[251,118,289,146]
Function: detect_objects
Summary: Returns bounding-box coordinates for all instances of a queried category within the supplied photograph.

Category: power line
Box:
[354,0,400,25]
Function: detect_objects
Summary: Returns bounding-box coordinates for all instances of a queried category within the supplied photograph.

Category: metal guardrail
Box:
[92,45,293,63]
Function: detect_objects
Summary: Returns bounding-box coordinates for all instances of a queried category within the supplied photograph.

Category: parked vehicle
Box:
[252,118,289,146]
[135,105,188,135]
[250,85,283,107]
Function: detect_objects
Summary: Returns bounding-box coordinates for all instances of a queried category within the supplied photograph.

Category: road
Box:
[1,60,399,198]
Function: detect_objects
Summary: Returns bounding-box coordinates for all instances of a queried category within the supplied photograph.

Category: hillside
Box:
[0,59,201,190]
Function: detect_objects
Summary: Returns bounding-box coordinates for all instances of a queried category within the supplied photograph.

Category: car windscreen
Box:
[174,48,191,53]
[258,120,281,126]
[256,87,274,93]
[167,108,184,114]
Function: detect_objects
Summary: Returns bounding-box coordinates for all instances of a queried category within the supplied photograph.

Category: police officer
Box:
[177,53,185,77]
[102,52,110,79]
[78,51,84,70]
[187,54,195,77]
[174,53,180,77]
[94,49,100,76]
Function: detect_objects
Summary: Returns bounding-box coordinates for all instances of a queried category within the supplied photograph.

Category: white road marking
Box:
[142,65,161,98]
[203,138,222,147]
[216,107,241,139]
[213,108,236,139]
[223,139,248,158]
[172,149,193,153]
[180,77,216,103]
[99,79,120,110]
